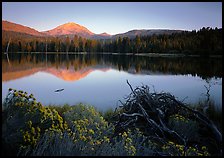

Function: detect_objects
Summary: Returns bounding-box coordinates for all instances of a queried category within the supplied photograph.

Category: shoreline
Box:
[2,51,222,58]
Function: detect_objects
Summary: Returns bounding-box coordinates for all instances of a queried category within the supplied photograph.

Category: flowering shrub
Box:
[2,90,146,156]
[168,113,199,140]
[2,89,67,155]
[2,89,213,156]
[27,104,147,156]
[61,104,114,155]
[161,141,210,156]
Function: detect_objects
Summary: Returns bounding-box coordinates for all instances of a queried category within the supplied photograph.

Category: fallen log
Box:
[54,88,64,92]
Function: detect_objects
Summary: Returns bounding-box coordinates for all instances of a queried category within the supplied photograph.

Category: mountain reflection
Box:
[44,67,109,82]
[2,67,110,82]
[2,53,222,82]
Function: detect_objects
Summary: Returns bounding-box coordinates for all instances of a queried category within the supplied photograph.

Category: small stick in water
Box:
[54,88,64,92]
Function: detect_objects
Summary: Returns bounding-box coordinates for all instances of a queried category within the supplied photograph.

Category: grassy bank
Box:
[2,88,222,156]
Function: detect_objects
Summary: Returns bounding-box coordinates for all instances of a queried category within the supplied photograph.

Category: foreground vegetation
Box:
[2,85,222,156]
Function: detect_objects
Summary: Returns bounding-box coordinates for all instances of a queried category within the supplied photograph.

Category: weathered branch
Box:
[113,80,222,155]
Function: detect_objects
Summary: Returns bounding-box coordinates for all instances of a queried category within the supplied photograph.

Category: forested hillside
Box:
[2,27,222,55]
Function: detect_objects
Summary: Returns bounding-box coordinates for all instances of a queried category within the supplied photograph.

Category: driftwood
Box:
[113,80,222,155]
[54,89,64,92]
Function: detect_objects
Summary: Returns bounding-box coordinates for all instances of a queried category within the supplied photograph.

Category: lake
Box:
[2,53,222,111]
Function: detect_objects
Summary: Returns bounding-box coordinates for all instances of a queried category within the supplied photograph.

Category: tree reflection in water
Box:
[2,53,222,80]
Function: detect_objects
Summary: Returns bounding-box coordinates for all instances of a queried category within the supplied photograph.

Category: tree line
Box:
[2,27,222,55]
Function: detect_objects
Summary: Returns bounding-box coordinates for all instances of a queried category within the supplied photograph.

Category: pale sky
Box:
[2,2,222,35]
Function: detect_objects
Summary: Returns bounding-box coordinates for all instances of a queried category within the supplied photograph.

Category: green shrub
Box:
[62,103,115,155]
[47,104,72,116]
[160,141,210,156]
[28,103,154,156]
[100,107,122,123]
[2,88,67,156]
[27,130,76,156]
[168,114,199,140]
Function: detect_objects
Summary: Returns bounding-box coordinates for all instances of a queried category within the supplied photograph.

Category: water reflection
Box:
[2,53,222,111]
[3,53,222,80]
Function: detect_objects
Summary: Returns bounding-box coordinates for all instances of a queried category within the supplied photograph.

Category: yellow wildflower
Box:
[36,127,41,132]
[96,140,101,145]
[27,120,32,128]
[126,138,132,143]
[130,145,136,155]
[168,141,174,145]
[198,153,203,156]
[122,132,128,137]
[104,136,110,143]
[31,127,35,135]
[89,129,94,135]
[202,146,206,151]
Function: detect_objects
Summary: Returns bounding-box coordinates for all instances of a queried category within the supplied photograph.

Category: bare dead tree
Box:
[5,38,11,66]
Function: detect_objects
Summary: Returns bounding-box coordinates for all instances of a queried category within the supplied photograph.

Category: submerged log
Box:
[54,89,64,92]
[113,80,222,155]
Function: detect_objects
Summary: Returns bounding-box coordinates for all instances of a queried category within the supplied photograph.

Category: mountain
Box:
[112,29,184,39]
[2,20,185,40]
[44,68,94,82]
[2,66,109,82]
[99,32,111,36]
[2,67,43,82]
[92,32,112,39]
[2,20,46,37]
[42,22,94,38]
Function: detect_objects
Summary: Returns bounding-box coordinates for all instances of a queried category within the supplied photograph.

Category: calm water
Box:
[2,53,222,111]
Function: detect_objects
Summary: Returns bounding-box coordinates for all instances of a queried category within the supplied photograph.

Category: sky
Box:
[2,2,222,35]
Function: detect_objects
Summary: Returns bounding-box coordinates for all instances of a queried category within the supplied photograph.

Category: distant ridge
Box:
[112,29,183,39]
[2,20,185,39]
[2,20,46,37]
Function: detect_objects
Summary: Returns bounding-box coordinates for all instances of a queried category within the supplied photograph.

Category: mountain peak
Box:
[65,22,75,24]
[100,32,111,36]
[62,22,79,26]
[57,22,84,29]
[43,22,94,37]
